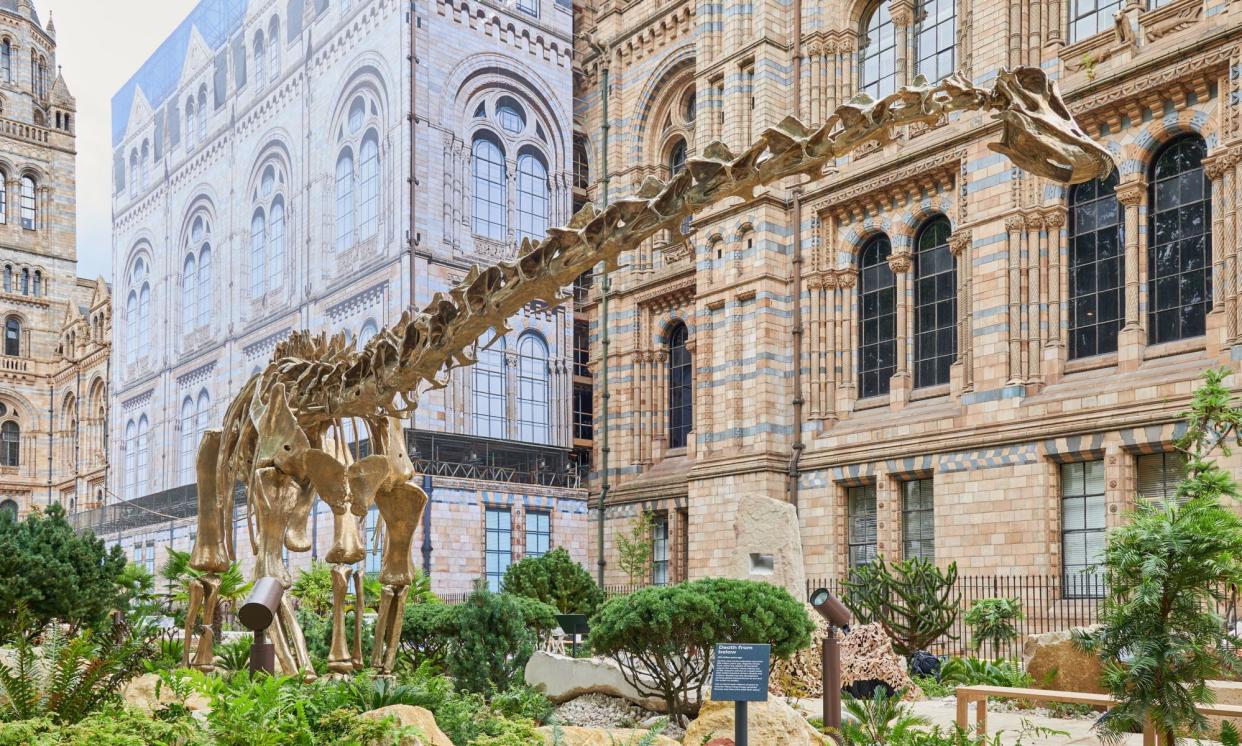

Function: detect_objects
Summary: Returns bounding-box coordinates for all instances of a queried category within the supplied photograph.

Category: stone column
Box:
[1045,0,1063,50]
[1005,216,1025,384]
[837,268,858,412]
[1027,214,1045,386]
[824,271,839,419]
[889,1,914,87]
[807,276,822,417]
[1203,151,1237,349]
[636,350,650,465]
[653,349,668,453]
[1116,182,1145,371]
[684,337,698,456]
[947,231,973,394]
[1043,210,1067,383]
[887,249,913,407]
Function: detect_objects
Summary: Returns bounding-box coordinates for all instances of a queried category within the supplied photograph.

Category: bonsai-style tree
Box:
[400,601,459,671]
[501,546,605,616]
[450,584,544,693]
[841,556,960,658]
[0,503,127,638]
[965,597,1024,660]
[1078,368,1242,745]
[616,511,655,586]
[589,578,814,724]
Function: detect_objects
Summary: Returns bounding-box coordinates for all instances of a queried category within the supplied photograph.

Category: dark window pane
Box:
[912,217,955,388]
[1069,170,1123,358]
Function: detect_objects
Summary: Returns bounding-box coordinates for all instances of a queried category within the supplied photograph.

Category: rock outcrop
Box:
[682,696,830,746]
[526,651,672,712]
[730,494,808,600]
[360,704,454,746]
[1022,626,1105,694]
[535,725,680,745]
[121,672,211,715]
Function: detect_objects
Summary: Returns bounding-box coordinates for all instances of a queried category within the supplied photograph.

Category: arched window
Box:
[136,415,149,498]
[0,499,15,518]
[858,234,896,398]
[197,87,207,143]
[914,216,955,387]
[179,396,195,482]
[667,322,692,449]
[473,337,507,439]
[19,267,26,294]
[126,257,151,365]
[1,40,10,83]
[1148,135,1211,345]
[254,33,266,87]
[123,419,137,499]
[358,131,379,240]
[496,98,526,134]
[859,2,897,99]
[140,140,150,190]
[358,319,378,345]
[31,271,39,297]
[269,199,285,289]
[573,133,590,189]
[128,151,138,198]
[516,151,549,245]
[0,170,7,224]
[197,245,212,327]
[267,19,280,77]
[0,420,18,466]
[184,97,195,148]
[250,209,266,298]
[668,138,687,176]
[1068,170,1122,358]
[1070,0,1124,44]
[19,175,34,229]
[518,334,550,444]
[181,254,197,333]
[3,315,19,356]
[914,0,956,83]
[472,133,507,241]
[335,148,354,251]
[195,390,211,462]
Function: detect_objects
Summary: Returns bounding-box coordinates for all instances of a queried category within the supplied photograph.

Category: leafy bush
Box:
[400,601,458,671]
[0,611,153,725]
[841,557,960,658]
[215,634,252,672]
[0,504,127,638]
[512,594,560,638]
[938,657,1031,688]
[0,708,211,746]
[290,561,336,616]
[449,586,538,694]
[491,683,554,724]
[501,547,605,616]
[885,720,1068,746]
[1077,368,1242,745]
[964,598,1023,660]
[338,674,430,711]
[590,578,814,724]
[838,688,929,745]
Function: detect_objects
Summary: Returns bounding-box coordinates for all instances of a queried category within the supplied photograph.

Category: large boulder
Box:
[360,704,454,746]
[121,672,211,715]
[526,651,671,712]
[729,494,807,600]
[839,623,921,700]
[536,725,680,745]
[1022,626,1105,694]
[682,696,830,746]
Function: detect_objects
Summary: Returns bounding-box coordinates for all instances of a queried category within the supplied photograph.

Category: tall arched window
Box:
[0,499,14,518]
[474,337,507,439]
[124,419,137,499]
[140,140,150,190]
[335,149,354,252]
[2,40,11,83]
[254,33,266,87]
[3,315,18,356]
[914,0,955,83]
[19,175,34,229]
[126,258,151,365]
[859,2,897,100]
[516,151,549,245]
[195,390,211,458]
[136,415,149,498]
[0,169,8,224]
[267,19,280,77]
[472,133,507,241]
[859,234,896,398]
[181,254,196,334]
[573,133,590,189]
[914,216,955,387]
[518,334,550,444]
[668,138,687,176]
[250,209,266,299]
[667,322,692,449]
[1070,0,1124,44]
[19,268,26,294]
[184,97,195,148]
[358,131,379,240]
[179,396,195,482]
[1148,135,1211,345]
[1068,170,1122,358]
[269,199,285,289]
[1,420,18,466]
[31,271,39,297]
[357,319,378,345]
[197,245,212,327]
[197,88,207,143]
[128,151,138,198]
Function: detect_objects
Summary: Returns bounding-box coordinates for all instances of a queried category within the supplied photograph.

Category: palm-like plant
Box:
[162,547,252,642]
[215,634,253,673]
[839,688,930,745]
[0,609,153,724]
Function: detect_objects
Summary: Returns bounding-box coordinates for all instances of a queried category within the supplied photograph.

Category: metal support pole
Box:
[824,628,842,736]
[249,627,275,676]
[735,701,748,746]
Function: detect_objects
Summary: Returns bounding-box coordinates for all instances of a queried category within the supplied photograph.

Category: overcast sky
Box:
[44,0,199,283]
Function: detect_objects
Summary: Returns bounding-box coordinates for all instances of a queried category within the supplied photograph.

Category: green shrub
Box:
[214,634,251,672]
[839,689,929,745]
[938,657,1031,688]
[449,586,538,694]
[290,561,336,616]
[401,602,459,671]
[501,547,605,616]
[511,594,560,638]
[841,557,960,658]
[963,598,1023,660]
[589,578,814,724]
[490,683,554,724]
[0,708,211,746]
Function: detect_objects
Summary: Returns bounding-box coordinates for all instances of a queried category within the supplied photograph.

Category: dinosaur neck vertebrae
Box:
[182,66,1114,678]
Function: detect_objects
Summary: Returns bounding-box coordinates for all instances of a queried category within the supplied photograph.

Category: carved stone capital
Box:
[1203,150,1239,181]
[1004,216,1025,232]
[1042,209,1066,229]
[946,231,972,256]
[1115,184,1144,206]
[887,251,913,273]
[836,269,858,288]
[1025,213,1045,230]
[821,270,839,289]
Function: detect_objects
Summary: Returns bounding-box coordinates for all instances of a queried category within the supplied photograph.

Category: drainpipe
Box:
[596,59,611,587]
[421,473,433,574]
[786,0,805,512]
[47,382,53,505]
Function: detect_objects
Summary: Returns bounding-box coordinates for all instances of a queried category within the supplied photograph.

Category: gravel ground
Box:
[551,693,685,740]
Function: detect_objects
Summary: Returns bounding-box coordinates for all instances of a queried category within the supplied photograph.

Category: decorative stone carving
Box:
[887,251,913,273]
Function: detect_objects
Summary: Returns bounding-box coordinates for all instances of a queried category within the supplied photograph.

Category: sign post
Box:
[554,614,589,657]
[711,643,771,746]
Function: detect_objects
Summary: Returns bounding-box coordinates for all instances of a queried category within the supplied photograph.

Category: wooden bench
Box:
[955,685,1242,745]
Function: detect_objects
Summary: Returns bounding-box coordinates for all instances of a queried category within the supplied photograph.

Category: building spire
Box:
[45,10,55,38]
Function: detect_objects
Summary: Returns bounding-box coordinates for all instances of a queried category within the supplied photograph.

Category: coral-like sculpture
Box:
[183,67,1114,677]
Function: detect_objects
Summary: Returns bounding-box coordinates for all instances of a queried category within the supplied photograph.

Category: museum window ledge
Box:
[854,394,889,412]
[1143,336,1205,361]
[1064,351,1118,375]
[470,235,513,262]
[910,383,950,402]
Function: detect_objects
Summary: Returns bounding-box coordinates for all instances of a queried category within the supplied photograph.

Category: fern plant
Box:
[338,674,431,711]
[938,657,1032,688]
[840,688,930,745]
[214,634,252,673]
[0,610,152,724]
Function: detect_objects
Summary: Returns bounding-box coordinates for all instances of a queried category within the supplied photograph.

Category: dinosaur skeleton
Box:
[183,67,1114,676]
